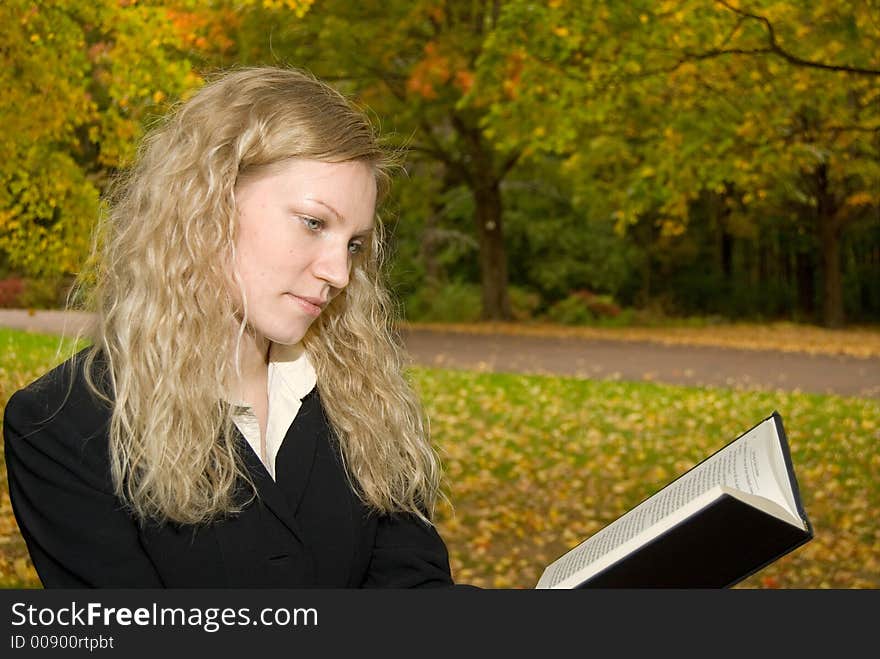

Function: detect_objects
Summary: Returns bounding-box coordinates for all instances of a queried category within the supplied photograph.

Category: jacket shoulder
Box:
[4,347,112,448]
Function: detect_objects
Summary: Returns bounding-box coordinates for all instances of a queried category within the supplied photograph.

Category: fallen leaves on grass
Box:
[0,329,83,587]
[415,368,880,589]
[1,330,877,590]
[403,321,880,359]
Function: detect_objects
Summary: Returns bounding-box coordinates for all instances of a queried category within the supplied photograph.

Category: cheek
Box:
[236,229,309,295]
[233,235,271,304]
[236,219,275,274]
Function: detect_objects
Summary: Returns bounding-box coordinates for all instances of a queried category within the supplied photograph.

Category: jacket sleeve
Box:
[361,511,460,588]
[3,387,164,588]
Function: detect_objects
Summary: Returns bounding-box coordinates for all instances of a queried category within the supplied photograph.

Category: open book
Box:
[536,411,813,588]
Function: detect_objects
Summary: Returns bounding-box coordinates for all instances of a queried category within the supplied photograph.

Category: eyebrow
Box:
[311,199,343,222]
[310,199,374,237]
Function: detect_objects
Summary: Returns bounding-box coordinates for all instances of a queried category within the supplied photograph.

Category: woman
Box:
[3,66,457,588]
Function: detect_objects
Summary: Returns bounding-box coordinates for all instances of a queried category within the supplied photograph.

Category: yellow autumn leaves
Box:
[0,327,877,588]
[403,320,880,359]
[415,369,879,589]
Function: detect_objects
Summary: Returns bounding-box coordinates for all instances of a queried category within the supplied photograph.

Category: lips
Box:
[288,294,325,317]
[295,295,328,308]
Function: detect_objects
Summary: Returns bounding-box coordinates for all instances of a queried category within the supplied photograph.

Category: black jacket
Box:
[3,350,455,588]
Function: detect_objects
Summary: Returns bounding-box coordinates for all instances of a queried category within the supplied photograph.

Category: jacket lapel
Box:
[235,385,322,536]
[238,432,305,541]
[273,386,321,517]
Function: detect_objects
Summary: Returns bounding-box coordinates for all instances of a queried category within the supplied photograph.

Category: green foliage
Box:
[543,290,624,326]
[7,0,876,325]
[476,0,880,326]
[502,166,641,302]
[0,0,199,280]
[402,281,483,323]
[508,285,542,321]
[545,294,595,325]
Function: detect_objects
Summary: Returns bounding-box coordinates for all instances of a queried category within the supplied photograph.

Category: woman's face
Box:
[233,158,377,346]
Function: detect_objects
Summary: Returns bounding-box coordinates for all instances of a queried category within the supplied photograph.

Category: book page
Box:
[764,421,801,520]
[537,416,797,588]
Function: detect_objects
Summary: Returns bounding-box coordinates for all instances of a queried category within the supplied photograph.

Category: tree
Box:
[0,0,198,281]
[202,0,523,320]
[476,0,879,326]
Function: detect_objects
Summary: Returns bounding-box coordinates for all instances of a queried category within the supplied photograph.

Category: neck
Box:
[233,328,270,398]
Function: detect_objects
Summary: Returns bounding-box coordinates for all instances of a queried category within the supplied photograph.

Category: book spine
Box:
[770,411,813,536]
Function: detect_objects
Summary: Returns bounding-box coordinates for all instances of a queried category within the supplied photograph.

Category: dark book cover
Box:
[565,412,814,588]
[576,493,812,588]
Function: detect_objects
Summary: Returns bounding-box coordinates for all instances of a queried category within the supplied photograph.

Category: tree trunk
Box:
[795,251,815,321]
[720,232,733,279]
[452,113,512,321]
[818,211,845,328]
[814,164,845,328]
[420,209,442,288]
[473,175,512,320]
[709,190,733,279]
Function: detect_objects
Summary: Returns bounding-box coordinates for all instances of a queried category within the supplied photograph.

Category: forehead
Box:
[237,159,378,226]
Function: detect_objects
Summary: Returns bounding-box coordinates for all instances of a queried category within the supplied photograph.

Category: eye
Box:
[348,240,364,255]
[300,215,324,232]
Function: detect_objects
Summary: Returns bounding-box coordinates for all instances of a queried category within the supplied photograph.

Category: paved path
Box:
[0,309,95,337]
[400,328,880,399]
[1,310,877,398]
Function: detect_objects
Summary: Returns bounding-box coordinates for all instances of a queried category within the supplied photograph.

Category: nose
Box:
[311,242,351,291]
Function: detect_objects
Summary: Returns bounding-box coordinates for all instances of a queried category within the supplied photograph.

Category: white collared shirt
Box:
[231,342,317,480]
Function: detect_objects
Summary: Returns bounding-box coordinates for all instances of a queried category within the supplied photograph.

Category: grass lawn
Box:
[415,368,879,588]
[0,329,87,586]
[402,320,880,358]
[1,327,877,588]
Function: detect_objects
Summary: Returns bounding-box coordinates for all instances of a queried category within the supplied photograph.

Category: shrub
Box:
[19,277,71,309]
[0,277,25,307]
[403,281,482,322]
[544,289,623,326]
[545,295,595,325]
[509,286,542,321]
[573,289,621,318]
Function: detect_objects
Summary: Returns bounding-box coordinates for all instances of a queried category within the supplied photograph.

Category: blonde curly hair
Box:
[74,66,441,525]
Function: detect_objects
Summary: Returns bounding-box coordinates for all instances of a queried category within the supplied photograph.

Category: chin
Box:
[265,322,313,346]
[266,332,307,346]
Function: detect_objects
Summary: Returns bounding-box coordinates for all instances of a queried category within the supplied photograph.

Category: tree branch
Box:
[714,0,880,76]
[499,149,523,177]
[823,123,880,134]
